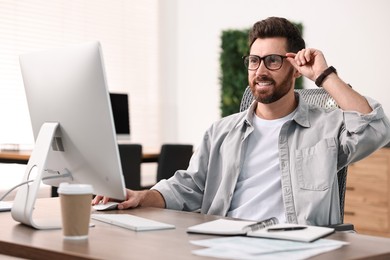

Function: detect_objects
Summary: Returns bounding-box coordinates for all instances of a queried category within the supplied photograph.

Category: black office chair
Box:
[240,87,353,231]
[118,144,143,190]
[157,144,193,182]
[142,144,193,189]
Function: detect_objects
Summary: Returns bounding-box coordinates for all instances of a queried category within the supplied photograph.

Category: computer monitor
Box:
[109,92,131,141]
[11,41,127,229]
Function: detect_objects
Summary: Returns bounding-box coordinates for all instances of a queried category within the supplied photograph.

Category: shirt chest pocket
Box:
[295,138,338,191]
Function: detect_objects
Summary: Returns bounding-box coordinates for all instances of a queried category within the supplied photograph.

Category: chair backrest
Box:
[240,87,339,112]
[118,144,143,190]
[240,87,347,223]
[156,144,193,182]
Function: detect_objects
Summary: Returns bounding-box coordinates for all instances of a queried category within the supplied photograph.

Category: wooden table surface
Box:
[1,198,390,260]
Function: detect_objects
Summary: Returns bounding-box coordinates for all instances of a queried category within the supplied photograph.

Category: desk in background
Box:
[0,148,160,164]
[0,148,160,196]
[1,198,390,260]
[0,150,31,164]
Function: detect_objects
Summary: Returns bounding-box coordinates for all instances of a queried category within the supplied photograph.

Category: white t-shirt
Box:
[227,110,295,222]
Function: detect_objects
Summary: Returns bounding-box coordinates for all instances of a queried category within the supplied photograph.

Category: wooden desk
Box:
[0,148,159,164]
[0,150,31,164]
[1,198,390,260]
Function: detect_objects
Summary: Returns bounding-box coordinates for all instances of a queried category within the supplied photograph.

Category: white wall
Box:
[0,1,160,148]
[160,0,390,148]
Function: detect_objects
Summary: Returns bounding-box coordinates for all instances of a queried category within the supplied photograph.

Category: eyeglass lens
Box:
[245,55,284,71]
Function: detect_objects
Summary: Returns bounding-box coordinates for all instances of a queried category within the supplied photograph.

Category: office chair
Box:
[142,144,193,189]
[240,87,353,231]
[157,144,193,182]
[118,144,143,190]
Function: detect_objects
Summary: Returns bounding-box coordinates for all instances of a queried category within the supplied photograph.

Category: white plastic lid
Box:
[57,183,94,195]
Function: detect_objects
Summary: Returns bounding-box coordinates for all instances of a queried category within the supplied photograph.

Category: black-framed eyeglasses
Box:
[243,54,287,71]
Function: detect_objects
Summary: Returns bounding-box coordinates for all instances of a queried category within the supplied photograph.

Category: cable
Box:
[0,172,72,202]
[0,179,33,202]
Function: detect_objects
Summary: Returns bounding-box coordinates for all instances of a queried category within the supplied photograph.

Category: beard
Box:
[249,68,295,104]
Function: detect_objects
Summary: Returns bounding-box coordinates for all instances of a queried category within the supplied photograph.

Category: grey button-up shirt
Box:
[153,94,390,226]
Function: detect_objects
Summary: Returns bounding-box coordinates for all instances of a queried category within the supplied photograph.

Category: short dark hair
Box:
[249,17,305,53]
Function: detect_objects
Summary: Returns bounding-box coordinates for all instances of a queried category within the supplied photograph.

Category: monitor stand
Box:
[11,122,65,229]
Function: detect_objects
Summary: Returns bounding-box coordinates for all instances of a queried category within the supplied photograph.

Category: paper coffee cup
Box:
[58,183,94,240]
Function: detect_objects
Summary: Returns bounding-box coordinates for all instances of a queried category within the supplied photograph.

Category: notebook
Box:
[248,223,335,242]
[187,217,278,235]
[187,218,334,242]
[91,213,175,231]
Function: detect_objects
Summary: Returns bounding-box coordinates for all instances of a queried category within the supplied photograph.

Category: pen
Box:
[245,217,279,231]
[267,226,307,232]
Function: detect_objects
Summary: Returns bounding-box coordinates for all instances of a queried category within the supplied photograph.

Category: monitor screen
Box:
[12,42,127,229]
[109,92,130,140]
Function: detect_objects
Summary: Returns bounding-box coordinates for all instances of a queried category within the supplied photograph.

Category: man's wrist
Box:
[140,189,166,208]
[315,66,337,87]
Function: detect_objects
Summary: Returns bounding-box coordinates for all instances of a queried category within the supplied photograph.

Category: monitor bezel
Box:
[12,42,127,229]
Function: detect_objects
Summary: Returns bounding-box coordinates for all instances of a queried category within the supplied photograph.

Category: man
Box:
[93,17,390,226]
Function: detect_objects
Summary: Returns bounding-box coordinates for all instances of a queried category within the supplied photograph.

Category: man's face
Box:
[248,37,296,104]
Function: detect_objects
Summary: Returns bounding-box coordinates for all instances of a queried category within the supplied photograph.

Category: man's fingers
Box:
[286,54,301,71]
[303,48,313,64]
[91,195,110,205]
[91,195,103,205]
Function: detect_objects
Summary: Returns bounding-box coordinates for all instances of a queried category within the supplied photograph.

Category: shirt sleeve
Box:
[152,129,212,211]
[340,96,390,164]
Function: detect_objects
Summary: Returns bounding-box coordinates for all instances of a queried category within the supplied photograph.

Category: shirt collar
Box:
[237,92,311,128]
[236,100,257,129]
[292,92,311,128]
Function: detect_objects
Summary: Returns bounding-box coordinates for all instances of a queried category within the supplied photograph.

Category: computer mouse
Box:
[92,201,119,211]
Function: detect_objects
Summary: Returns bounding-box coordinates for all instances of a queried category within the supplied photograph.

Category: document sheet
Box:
[190,236,348,260]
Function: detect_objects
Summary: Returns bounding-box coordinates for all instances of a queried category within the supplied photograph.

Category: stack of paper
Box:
[190,236,348,260]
